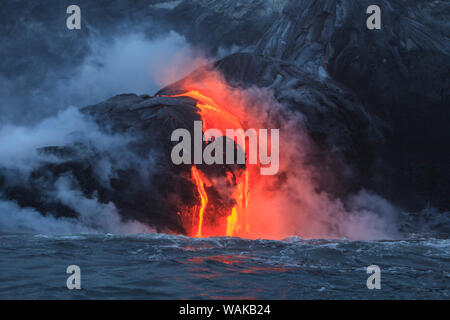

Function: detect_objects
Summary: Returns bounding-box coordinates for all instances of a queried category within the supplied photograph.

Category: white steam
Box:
[0,31,206,125]
[0,107,153,234]
[64,31,207,103]
[0,30,205,235]
[0,107,128,172]
[202,82,401,240]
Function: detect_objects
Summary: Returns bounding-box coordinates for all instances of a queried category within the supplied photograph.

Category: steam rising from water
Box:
[0,107,153,234]
[166,70,400,240]
[0,30,400,239]
[0,31,203,234]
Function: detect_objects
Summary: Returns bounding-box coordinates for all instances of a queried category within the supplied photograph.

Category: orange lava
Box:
[169,90,251,238]
[171,90,245,150]
[191,166,208,237]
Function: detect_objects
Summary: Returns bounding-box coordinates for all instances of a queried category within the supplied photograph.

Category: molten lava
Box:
[169,90,251,238]
[191,166,208,237]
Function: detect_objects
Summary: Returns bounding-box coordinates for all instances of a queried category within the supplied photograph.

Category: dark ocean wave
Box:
[0,233,448,299]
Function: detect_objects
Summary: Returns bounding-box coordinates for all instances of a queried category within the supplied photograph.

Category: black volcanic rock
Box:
[162,0,287,52]
[253,0,450,210]
[255,0,449,102]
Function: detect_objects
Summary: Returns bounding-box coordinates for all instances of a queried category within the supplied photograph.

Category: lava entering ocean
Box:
[160,67,398,241]
[170,90,251,238]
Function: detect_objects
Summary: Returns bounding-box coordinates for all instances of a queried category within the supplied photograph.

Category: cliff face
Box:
[252,0,450,210]
[1,0,449,235]
[161,0,287,52]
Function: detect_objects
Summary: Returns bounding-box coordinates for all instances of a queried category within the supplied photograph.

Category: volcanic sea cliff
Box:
[0,0,449,238]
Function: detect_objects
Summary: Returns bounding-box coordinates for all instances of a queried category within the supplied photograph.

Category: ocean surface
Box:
[0,233,448,299]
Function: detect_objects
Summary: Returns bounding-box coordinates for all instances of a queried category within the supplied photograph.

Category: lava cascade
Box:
[170,90,251,238]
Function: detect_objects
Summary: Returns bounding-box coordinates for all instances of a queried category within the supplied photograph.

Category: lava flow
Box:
[170,90,251,238]
[190,165,208,237]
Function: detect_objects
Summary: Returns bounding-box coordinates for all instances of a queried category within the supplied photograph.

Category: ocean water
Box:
[0,233,448,299]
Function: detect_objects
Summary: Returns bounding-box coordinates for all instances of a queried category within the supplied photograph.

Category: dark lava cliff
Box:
[0,0,449,236]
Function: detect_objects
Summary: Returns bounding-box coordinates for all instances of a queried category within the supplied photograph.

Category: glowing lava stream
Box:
[169,90,250,238]
[191,166,208,237]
